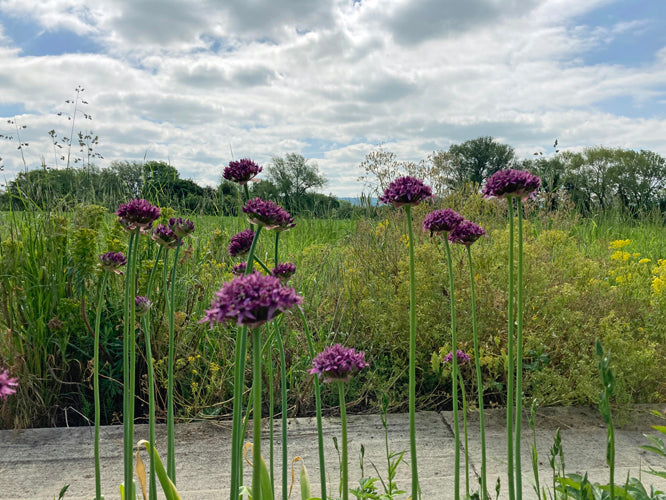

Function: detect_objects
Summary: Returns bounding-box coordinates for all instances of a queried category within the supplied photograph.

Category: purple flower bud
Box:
[151,224,178,249]
[423,209,464,236]
[169,217,195,238]
[232,262,247,276]
[116,199,161,232]
[201,272,302,329]
[223,158,262,184]
[447,220,486,246]
[228,229,255,257]
[98,251,127,272]
[482,169,541,199]
[134,296,153,317]
[309,344,369,383]
[379,176,432,208]
[272,262,296,283]
[0,369,18,400]
[443,350,471,364]
[242,198,295,231]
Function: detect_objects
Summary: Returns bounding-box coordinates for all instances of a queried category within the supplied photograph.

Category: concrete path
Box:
[1,407,666,499]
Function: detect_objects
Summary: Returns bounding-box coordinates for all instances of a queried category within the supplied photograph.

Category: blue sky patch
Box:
[0,103,28,117]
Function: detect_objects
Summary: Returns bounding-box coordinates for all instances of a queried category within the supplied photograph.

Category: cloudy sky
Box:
[0,0,664,196]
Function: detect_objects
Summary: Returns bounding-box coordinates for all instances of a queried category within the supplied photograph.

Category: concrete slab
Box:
[1,407,665,499]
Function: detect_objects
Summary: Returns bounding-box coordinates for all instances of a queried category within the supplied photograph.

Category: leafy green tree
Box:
[266,153,327,212]
[446,136,516,188]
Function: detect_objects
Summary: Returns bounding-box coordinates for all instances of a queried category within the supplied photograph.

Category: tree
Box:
[266,153,327,211]
[446,136,516,188]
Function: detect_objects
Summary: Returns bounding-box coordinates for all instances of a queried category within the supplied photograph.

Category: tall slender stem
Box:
[515,198,525,497]
[467,245,487,500]
[337,381,349,500]
[167,241,182,482]
[93,272,108,500]
[276,324,288,500]
[267,337,275,492]
[507,197,516,500]
[457,371,469,499]
[444,238,460,499]
[404,205,419,500]
[252,327,263,500]
[298,308,327,500]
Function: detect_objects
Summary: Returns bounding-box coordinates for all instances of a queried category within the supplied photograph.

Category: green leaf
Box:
[137,440,181,500]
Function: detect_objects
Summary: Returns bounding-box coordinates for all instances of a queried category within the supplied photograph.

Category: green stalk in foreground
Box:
[123,232,138,500]
[404,204,420,500]
[515,198,525,498]
[167,240,182,482]
[467,245,487,500]
[506,197,516,500]
[252,326,264,500]
[337,381,349,500]
[93,270,109,500]
[443,237,460,499]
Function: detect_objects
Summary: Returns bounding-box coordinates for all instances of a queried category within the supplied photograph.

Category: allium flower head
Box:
[135,296,153,317]
[169,217,195,238]
[98,251,127,272]
[379,176,432,208]
[201,272,302,329]
[223,158,262,184]
[309,344,369,383]
[448,220,486,246]
[228,229,255,257]
[482,169,541,199]
[272,262,296,283]
[423,209,464,236]
[116,199,161,231]
[0,369,18,400]
[151,224,178,249]
[232,262,247,276]
[242,198,295,231]
[443,350,471,364]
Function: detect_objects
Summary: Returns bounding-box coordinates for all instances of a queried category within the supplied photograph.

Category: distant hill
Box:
[338,196,378,206]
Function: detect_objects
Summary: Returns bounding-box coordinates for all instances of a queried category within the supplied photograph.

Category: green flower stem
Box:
[515,198,525,497]
[93,271,108,500]
[123,232,139,500]
[337,381,349,500]
[142,245,163,500]
[167,241,182,482]
[443,237,460,500]
[466,245,487,500]
[457,370,469,499]
[252,326,263,500]
[506,197,516,500]
[275,323,288,500]
[230,226,263,500]
[404,205,419,500]
[298,308,327,500]
[267,336,275,491]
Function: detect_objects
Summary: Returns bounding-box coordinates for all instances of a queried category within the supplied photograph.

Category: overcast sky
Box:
[0,0,664,197]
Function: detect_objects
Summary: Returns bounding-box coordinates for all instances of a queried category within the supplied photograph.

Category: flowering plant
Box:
[228,229,255,257]
[482,169,541,199]
[310,344,368,383]
[116,199,161,231]
[379,176,432,208]
[242,198,295,231]
[223,158,262,184]
[0,369,18,400]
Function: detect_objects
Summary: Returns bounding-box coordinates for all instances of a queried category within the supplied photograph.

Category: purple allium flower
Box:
[98,251,127,272]
[232,262,247,276]
[242,198,295,231]
[116,199,161,231]
[151,224,178,249]
[0,369,18,400]
[201,272,302,329]
[135,296,153,317]
[448,220,486,246]
[309,344,369,383]
[423,209,464,236]
[272,262,296,283]
[169,217,195,238]
[223,158,263,185]
[228,229,255,257]
[443,350,471,364]
[482,169,541,199]
[379,176,433,208]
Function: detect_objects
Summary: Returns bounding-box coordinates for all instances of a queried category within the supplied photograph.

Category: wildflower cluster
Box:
[272,262,296,282]
[243,198,295,231]
[443,350,471,364]
[169,217,195,238]
[482,169,541,199]
[310,344,368,383]
[379,176,432,208]
[151,225,179,249]
[228,229,255,257]
[448,220,487,246]
[98,251,126,272]
[223,158,262,184]
[116,199,161,231]
[0,369,18,400]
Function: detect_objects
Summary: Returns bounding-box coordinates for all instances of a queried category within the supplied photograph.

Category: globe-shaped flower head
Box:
[151,224,178,249]
[448,220,486,246]
[272,262,296,283]
[0,369,18,400]
[169,217,195,239]
[242,198,295,231]
[116,199,161,232]
[482,169,541,199]
[228,229,255,257]
[135,296,153,317]
[201,272,302,329]
[98,251,127,272]
[423,209,464,236]
[232,262,247,276]
[443,350,471,364]
[380,176,432,208]
[223,158,262,184]
[310,344,369,383]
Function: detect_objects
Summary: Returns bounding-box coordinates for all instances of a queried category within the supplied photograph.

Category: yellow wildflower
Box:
[610,251,631,261]
[609,239,630,249]
[639,258,651,264]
